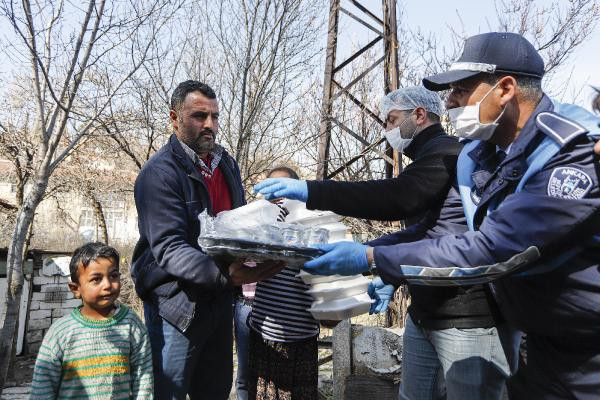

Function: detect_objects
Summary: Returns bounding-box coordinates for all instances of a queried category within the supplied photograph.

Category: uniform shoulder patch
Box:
[536,112,587,146]
[547,167,592,199]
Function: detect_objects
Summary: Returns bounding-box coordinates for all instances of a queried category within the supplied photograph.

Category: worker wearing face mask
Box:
[301,32,600,399]
[255,86,460,222]
[255,86,513,399]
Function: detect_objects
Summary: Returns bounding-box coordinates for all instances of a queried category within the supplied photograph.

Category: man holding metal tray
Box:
[132,80,284,400]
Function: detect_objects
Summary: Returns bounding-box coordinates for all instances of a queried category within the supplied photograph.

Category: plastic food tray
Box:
[199,236,324,265]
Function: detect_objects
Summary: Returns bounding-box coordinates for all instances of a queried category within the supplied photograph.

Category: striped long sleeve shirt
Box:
[31,305,153,399]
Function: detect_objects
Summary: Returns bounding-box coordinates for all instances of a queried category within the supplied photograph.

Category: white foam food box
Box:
[296,270,358,285]
[279,200,373,320]
[307,293,374,321]
[306,275,370,302]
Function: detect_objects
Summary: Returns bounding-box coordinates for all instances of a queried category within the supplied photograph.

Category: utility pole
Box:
[383,0,400,176]
[316,0,400,181]
[316,0,341,180]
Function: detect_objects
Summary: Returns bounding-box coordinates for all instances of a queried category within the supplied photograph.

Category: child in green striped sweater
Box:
[31,242,154,399]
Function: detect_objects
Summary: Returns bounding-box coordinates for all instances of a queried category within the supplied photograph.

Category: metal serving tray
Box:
[199,236,324,265]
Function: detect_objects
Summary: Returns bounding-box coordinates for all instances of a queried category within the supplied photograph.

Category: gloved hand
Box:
[303,242,369,276]
[368,277,395,314]
[253,178,308,202]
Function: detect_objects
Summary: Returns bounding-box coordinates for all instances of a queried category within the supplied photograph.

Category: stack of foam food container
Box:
[284,200,373,321]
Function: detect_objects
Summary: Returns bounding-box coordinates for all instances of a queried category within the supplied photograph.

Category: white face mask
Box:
[383,112,418,152]
[448,82,506,141]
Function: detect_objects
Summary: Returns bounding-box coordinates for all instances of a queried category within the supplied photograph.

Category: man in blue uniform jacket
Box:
[303,32,600,399]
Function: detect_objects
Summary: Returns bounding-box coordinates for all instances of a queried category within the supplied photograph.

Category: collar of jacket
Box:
[403,123,445,159]
[467,95,554,227]
[169,134,203,179]
[167,133,245,209]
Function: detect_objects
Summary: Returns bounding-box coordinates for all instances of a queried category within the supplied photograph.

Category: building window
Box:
[79,209,95,228]
[105,210,123,237]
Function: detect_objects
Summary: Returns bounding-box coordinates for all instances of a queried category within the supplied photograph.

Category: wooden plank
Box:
[318,353,333,366]
[332,319,352,399]
[16,276,31,355]
[344,375,399,400]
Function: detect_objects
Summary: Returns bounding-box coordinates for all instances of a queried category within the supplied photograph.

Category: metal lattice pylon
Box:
[316,0,400,180]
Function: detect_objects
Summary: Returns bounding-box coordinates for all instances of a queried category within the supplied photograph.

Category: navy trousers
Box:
[144,292,233,400]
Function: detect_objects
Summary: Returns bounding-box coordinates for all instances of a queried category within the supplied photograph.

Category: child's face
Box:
[68,257,121,319]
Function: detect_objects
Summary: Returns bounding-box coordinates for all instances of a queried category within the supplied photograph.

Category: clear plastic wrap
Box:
[197,202,328,264]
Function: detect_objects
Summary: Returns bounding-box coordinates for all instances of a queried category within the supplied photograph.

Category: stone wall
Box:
[25,255,80,354]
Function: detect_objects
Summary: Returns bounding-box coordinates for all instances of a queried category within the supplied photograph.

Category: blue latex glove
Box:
[253,178,308,202]
[303,242,369,276]
[368,277,395,314]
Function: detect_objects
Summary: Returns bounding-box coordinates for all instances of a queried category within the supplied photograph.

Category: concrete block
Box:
[40,284,70,293]
[29,310,51,320]
[32,276,67,286]
[28,318,51,330]
[38,299,81,310]
[34,291,70,303]
[29,301,40,310]
[52,307,74,318]
[62,299,82,308]
[38,302,61,310]
[26,329,44,343]
[351,326,403,382]
[28,340,42,354]
[41,256,71,277]
[31,292,47,301]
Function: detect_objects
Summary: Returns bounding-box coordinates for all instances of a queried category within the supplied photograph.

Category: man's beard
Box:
[183,130,215,155]
[193,134,215,154]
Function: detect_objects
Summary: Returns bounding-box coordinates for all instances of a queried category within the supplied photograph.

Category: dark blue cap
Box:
[423,32,545,91]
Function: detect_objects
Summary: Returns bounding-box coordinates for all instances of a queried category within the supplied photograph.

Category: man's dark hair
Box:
[481,73,543,104]
[267,166,299,179]
[593,87,600,114]
[69,242,120,283]
[171,80,217,112]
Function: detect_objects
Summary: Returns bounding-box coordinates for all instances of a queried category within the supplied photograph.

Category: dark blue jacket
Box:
[131,134,245,332]
[375,95,600,337]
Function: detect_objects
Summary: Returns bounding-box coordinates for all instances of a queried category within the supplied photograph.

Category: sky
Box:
[335,0,600,111]
[1,0,598,110]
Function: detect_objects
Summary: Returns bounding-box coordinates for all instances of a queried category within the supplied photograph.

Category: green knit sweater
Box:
[31,305,153,399]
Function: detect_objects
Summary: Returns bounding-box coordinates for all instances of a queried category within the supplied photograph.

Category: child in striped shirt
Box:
[247,167,320,400]
[31,242,153,399]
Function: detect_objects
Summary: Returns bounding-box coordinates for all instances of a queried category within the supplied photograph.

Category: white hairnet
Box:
[379,85,444,122]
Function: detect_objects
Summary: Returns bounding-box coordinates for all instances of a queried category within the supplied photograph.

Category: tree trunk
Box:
[91,195,109,244]
[0,295,21,393]
[0,190,41,391]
